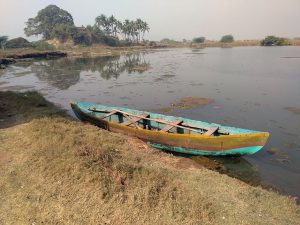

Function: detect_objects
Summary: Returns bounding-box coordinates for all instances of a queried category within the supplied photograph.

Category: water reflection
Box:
[24,52,150,89]
[32,59,81,90]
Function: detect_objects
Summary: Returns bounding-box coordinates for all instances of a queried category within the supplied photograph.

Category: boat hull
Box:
[70,102,269,156]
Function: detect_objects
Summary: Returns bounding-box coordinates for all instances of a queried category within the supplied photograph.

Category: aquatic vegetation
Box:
[157,97,214,113]
[172,97,214,109]
[284,107,300,115]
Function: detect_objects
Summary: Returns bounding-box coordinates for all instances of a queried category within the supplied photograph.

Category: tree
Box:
[121,19,131,40]
[95,14,110,35]
[24,5,74,40]
[261,36,290,46]
[94,14,149,43]
[220,35,234,43]
[0,36,8,50]
[193,37,205,43]
[141,21,149,41]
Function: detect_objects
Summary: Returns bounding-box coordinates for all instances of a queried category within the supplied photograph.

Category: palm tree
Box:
[141,21,150,41]
[94,15,150,43]
[95,14,110,35]
[135,18,143,42]
[129,20,138,42]
[122,19,131,40]
[115,20,123,37]
[108,15,117,36]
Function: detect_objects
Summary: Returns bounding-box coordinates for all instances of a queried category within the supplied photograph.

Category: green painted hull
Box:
[70,101,270,156]
[149,142,263,156]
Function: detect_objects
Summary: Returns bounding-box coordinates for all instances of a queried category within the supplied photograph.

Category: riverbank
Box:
[0,91,299,224]
[0,49,67,69]
[2,40,300,68]
[0,45,152,68]
[190,39,300,48]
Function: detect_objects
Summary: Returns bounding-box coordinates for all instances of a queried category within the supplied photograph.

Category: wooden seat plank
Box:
[203,126,219,136]
[100,110,118,120]
[160,120,182,133]
[181,123,229,135]
[122,114,149,126]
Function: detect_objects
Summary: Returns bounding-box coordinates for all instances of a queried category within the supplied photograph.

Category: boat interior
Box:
[88,107,229,136]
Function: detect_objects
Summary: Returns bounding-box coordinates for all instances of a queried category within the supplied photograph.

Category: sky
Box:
[0,0,300,41]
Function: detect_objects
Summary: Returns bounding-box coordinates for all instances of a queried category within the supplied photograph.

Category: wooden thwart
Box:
[181,123,229,135]
[122,114,149,126]
[160,120,182,133]
[203,126,219,136]
[100,110,118,120]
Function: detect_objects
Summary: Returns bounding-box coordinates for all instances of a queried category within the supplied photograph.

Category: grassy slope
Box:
[0,91,300,225]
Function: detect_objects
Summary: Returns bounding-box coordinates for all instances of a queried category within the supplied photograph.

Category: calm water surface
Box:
[1,47,300,202]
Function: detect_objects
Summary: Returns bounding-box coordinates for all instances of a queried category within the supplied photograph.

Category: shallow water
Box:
[1,47,300,202]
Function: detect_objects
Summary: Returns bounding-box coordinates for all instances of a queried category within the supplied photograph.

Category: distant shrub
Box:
[71,30,92,46]
[160,38,180,44]
[32,40,55,50]
[261,36,290,46]
[6,37,31,48]
[148,41,157,47]
[193,37,205,43]
[102,36,120,47]
[119,39,133,47]
[220,35,234,43]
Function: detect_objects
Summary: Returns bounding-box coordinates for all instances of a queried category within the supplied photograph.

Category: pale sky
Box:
[0,0,299,41]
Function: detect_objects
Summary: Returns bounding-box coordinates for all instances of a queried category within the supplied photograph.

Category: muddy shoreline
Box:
[0,45,154,69]
[0,51,67,69]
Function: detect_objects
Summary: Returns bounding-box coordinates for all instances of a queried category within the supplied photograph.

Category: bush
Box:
[220,35,234,43]
[261,36,290,46]
[102,36,120,47]
[119,39,133,47]
[5,37,31,48]
[71,31,91,46]
[32,40,55,50]
[193,37,205,43]
[148,41,157,47]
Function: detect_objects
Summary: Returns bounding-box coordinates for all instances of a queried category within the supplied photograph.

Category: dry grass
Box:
[191,40,261,48]
[63,44,151,58]
[0,91,300,225]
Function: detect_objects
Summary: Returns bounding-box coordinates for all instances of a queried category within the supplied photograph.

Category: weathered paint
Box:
[70,101,270,156]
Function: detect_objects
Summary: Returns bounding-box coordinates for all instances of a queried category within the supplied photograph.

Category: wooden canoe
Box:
[70,101,269,156]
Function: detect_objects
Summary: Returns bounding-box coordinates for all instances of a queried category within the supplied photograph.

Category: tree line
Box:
[24,5,150,46]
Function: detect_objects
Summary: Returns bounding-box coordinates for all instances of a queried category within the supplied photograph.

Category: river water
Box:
[1,47,299,202]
